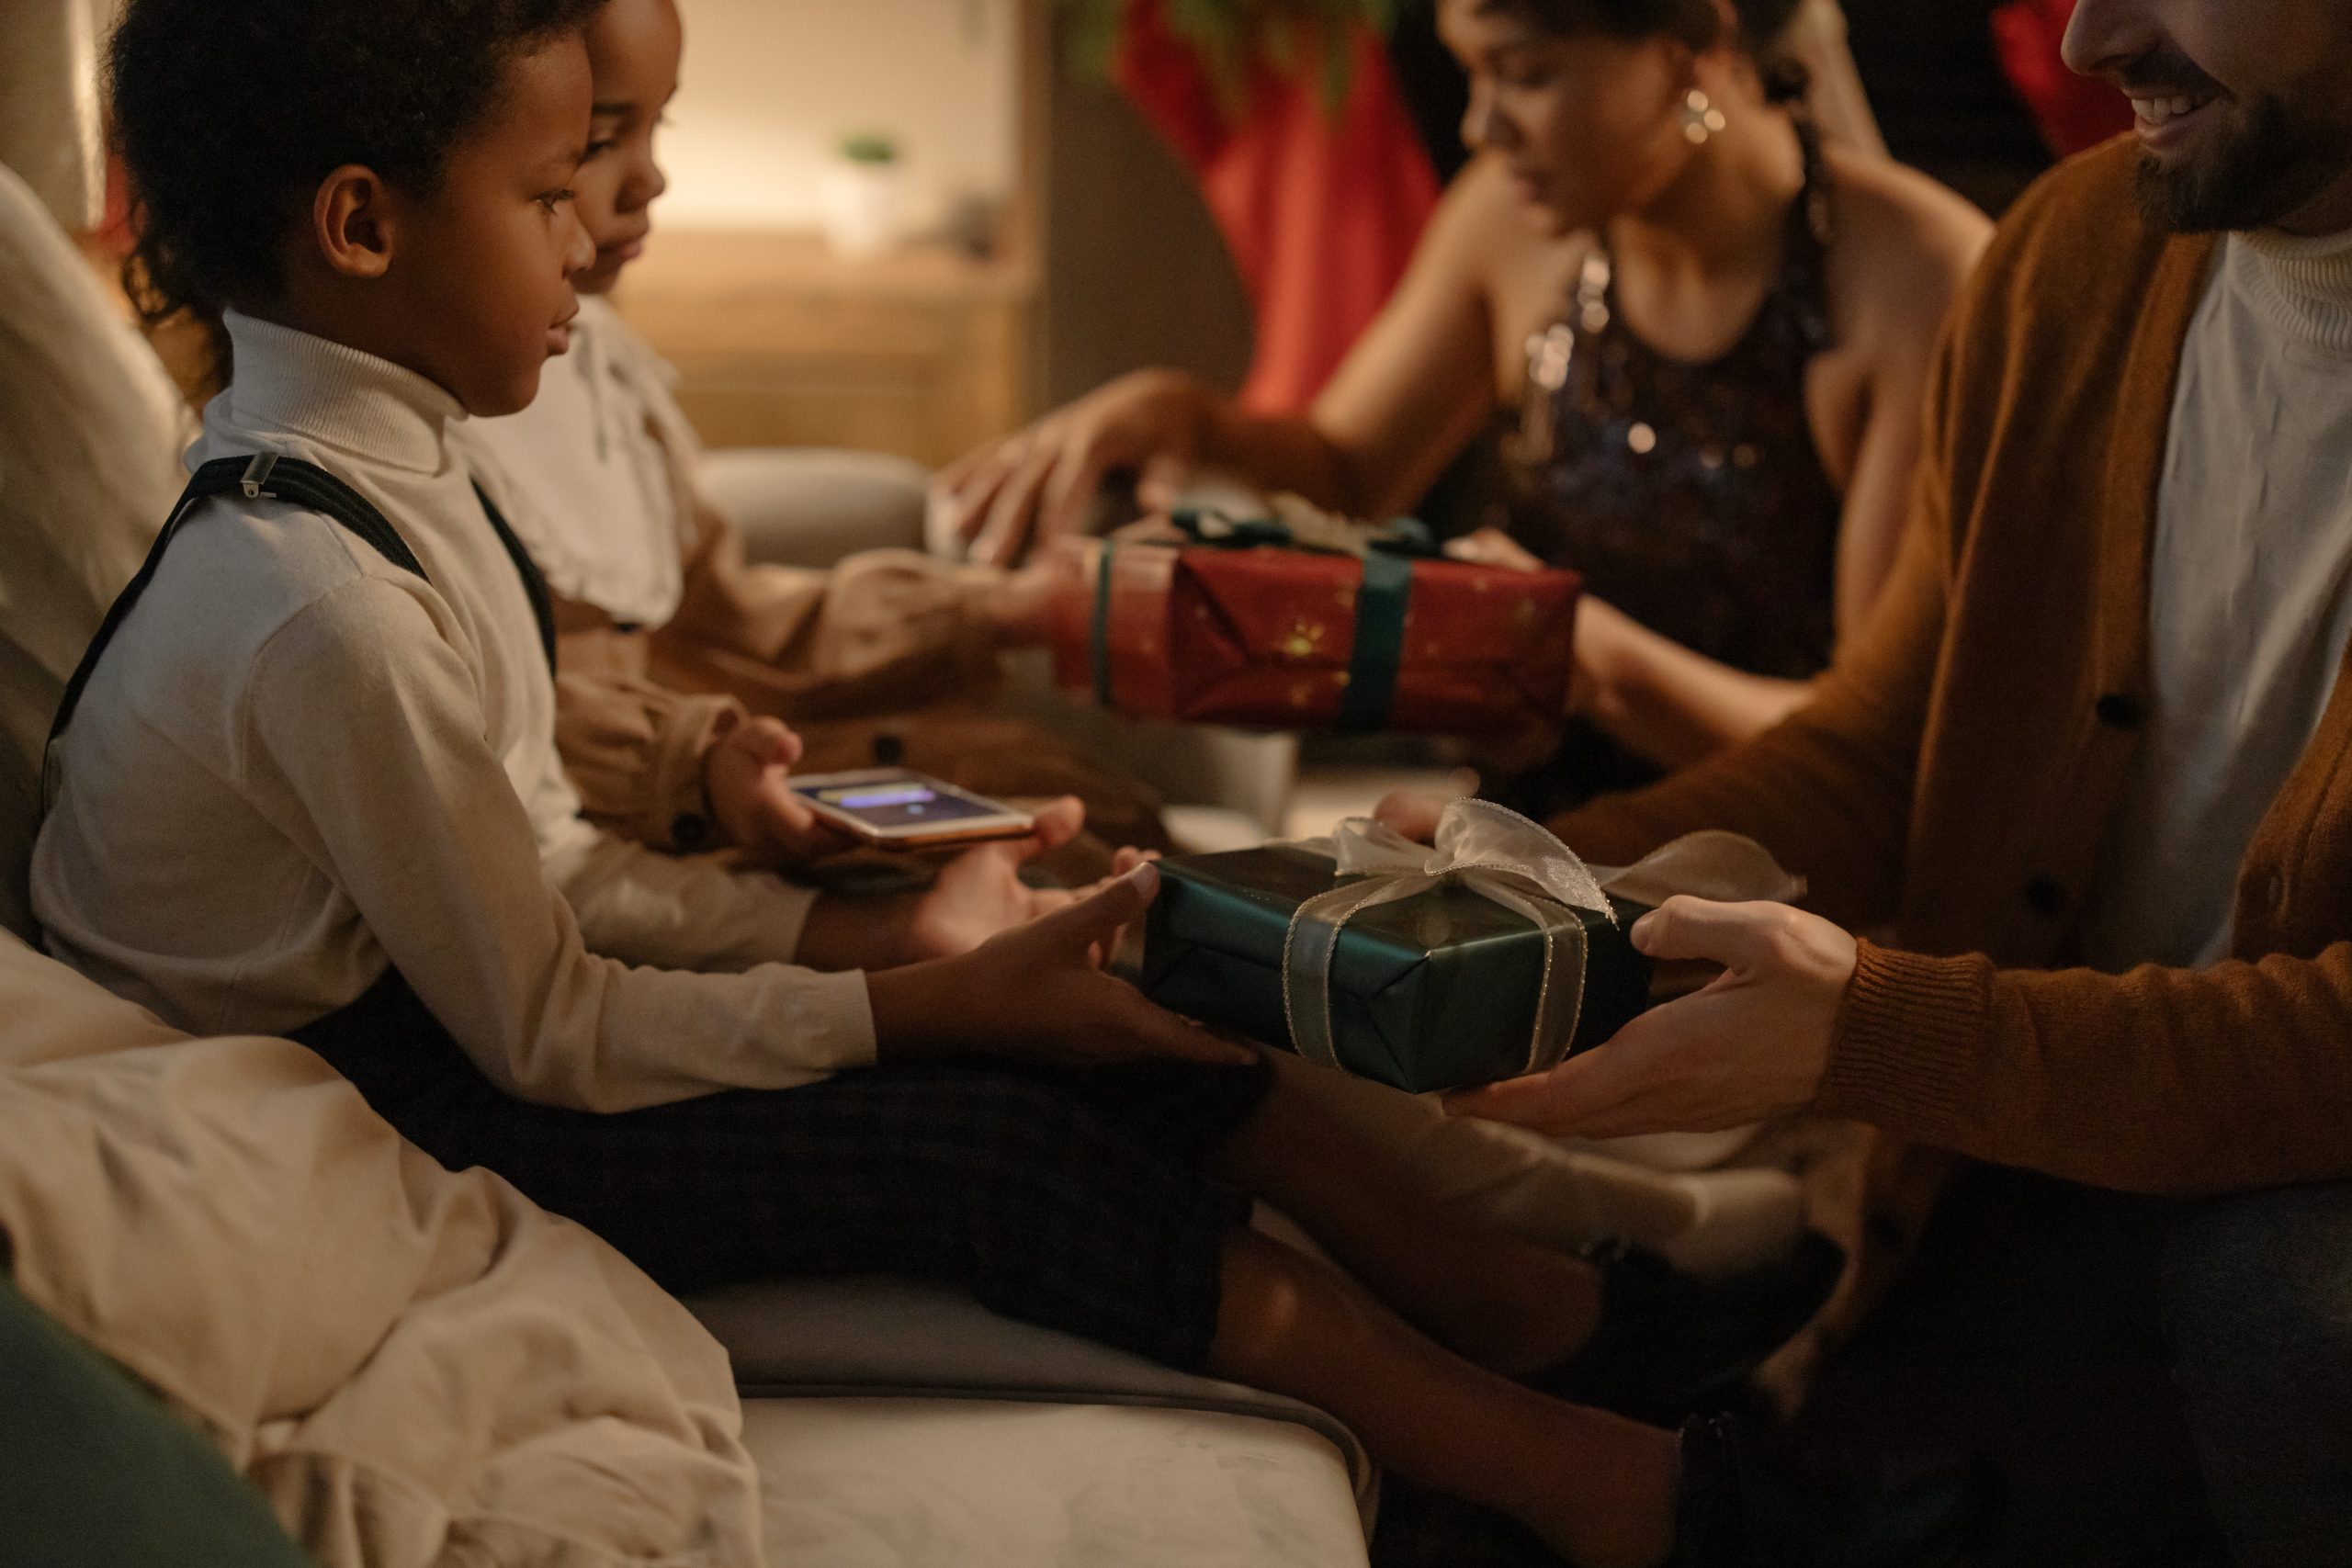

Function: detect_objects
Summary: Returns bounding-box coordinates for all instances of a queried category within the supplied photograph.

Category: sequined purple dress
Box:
[1496,120,1843,812]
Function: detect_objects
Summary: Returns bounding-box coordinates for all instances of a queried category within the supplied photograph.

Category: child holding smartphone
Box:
[36,3,1971,1562]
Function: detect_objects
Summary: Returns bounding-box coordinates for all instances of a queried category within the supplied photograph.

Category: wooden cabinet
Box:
[611,231,1037,469]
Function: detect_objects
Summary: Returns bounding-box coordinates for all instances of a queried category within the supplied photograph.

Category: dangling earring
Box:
[1680,88,1727,145]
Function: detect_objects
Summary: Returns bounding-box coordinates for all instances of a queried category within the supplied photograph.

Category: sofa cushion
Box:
[740,1395,1370,1568]
[689,1275,1375,1534]
[0,162,189,938]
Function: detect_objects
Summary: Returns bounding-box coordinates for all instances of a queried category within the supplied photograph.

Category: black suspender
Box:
[472,480,558,674]
[46,453,559,806]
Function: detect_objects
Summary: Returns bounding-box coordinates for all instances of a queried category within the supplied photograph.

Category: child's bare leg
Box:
[1215,1055,1603,1375]
[1212,1228,1679,1568]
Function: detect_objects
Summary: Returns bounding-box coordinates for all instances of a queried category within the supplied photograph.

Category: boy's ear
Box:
[311,164,398,281]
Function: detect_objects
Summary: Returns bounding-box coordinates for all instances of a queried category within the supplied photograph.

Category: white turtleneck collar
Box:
[220,310,467,474]
[2230,225,2352,355]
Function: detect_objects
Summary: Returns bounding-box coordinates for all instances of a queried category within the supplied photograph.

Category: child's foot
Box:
[1532,1233,1846,1425]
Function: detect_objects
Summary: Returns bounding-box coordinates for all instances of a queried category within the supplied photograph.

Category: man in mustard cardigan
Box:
[1387,0,2352,1559]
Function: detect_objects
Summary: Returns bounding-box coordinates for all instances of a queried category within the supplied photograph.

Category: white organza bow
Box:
[1283,800,1805,1078]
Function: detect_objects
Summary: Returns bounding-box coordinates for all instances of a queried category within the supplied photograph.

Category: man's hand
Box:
[868,861,1261,1070]
[1442,897,1858,1138]
[702,716,854,866]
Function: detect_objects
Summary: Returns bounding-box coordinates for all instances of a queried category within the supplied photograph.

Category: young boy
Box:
[36,2,1966,1562]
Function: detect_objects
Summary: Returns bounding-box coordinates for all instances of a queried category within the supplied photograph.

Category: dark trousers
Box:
[292,974,1271,1373]
[2162,1180,2352,1566]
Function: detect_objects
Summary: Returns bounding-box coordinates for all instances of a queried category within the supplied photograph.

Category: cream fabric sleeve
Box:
[555,664,742,852]
[659,486,1008,719]
[249,577,874,1112]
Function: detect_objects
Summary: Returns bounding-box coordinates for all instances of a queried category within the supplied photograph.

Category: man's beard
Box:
[2135,91,2347,233]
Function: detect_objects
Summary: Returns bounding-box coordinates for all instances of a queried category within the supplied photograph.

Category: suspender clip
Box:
[240,453,279,500]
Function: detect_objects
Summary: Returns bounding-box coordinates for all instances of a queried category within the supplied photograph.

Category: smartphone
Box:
[789,768,1037,852]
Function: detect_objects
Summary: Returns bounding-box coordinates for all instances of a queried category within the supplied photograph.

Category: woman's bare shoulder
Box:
[1821,146,1994,347]
[1430,154,1591,326]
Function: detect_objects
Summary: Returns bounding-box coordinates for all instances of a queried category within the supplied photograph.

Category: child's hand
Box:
[985,555,1075,649]
[702,716,854,866]
[895,795,1090,961]
[868,862,1261,1070]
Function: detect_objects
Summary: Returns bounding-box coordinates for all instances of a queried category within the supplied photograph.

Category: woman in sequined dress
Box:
[938,0,1989,806]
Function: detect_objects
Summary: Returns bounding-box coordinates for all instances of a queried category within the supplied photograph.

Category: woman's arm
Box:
[931,158,1515,564]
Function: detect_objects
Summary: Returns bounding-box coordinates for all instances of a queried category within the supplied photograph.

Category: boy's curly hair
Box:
[109,0,607,324]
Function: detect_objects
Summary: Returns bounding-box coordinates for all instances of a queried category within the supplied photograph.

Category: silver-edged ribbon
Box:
[1279,803,1807,1077]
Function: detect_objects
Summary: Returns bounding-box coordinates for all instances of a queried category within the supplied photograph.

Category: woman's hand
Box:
[1442,897,1857,1137]
[702,715,855,866]
[1443,526,1547,573]
[933,369,1214,567]
[867,862,1261,1069]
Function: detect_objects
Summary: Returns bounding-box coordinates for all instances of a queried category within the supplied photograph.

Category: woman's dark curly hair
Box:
[108,0,607,324]
[1482,0,1811,100]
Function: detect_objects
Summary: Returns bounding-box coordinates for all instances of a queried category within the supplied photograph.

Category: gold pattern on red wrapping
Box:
[1514,597,1540,631]
[1336,586,1357,612]
[1290,680,1317,708]
[1281,620,1329,660]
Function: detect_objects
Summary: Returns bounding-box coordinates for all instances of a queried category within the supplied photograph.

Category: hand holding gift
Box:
[1445,897,1859,1138]
[1139,798,1803,1094]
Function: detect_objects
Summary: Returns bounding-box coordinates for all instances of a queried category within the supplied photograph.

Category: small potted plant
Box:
[819,130,908,260]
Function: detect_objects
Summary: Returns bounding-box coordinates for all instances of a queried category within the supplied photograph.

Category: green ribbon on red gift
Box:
[1091,508,1437,734]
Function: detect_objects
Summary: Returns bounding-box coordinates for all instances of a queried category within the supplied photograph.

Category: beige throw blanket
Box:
[0,931,762,1566]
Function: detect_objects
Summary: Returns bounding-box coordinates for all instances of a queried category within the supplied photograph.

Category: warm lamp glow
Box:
[662,0,1020,231]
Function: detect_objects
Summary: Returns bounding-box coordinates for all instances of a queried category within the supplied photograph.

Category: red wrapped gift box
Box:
[1046,532,1579,734]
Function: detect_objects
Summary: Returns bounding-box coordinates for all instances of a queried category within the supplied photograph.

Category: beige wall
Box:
[0,0,109,230]
[662,0,1021,231]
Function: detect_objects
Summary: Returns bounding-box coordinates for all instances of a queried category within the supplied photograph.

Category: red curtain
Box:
[1114,4,1441,413]
[1991,0,2134,157]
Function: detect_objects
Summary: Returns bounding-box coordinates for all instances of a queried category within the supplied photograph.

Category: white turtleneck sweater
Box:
[2086,225,2352,972]
[31,312,876,1111]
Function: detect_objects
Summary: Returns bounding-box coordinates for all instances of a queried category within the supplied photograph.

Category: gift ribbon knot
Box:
[1280,798,1617,1079]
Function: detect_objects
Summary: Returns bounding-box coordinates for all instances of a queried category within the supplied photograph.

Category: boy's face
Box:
[394,36,597,413]
[574,0,682,295]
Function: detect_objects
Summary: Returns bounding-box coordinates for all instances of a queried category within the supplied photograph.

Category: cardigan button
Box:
[2095,693,2146,729]
[2023,876,2068,917]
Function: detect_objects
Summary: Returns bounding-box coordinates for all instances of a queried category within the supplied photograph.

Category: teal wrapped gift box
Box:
[1140,844,1652,1094]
